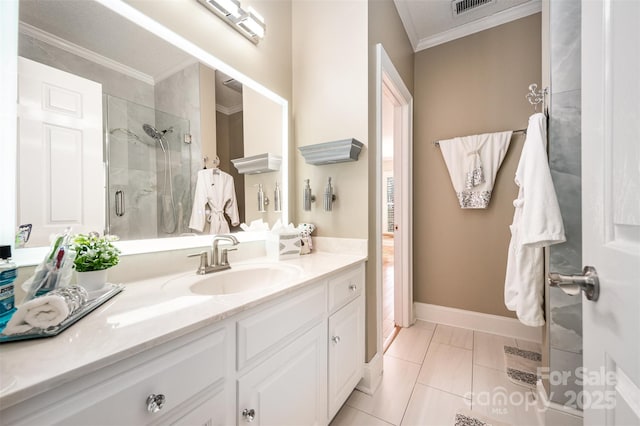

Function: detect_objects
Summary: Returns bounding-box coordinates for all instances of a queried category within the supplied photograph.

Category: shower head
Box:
[143,124,173,140]
[142,124,173,153]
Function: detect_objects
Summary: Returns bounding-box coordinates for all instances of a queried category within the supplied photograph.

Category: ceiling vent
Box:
[452,0,494,16]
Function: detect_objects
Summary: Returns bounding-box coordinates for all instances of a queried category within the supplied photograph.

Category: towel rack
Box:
[433,129,526,147]
[433,83,548,147]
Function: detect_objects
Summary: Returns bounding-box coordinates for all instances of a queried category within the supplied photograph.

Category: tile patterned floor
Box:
[332,321,543,426]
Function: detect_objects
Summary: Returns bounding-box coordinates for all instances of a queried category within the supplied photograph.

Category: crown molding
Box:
[414,0,542,52]
[19,21,155,85]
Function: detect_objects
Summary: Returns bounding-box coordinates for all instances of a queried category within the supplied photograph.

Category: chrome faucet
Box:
[188,234,239,275]
[211,234,239,268]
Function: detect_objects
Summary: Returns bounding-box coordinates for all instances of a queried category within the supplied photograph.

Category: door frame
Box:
[375,44,413,358]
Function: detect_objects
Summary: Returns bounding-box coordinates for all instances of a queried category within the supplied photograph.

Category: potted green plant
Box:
[71,232,121,291]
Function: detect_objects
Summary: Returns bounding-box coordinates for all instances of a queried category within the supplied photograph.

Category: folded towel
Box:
[3,286,88,335]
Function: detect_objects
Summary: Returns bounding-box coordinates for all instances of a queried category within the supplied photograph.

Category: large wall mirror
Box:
[2,0,288,264]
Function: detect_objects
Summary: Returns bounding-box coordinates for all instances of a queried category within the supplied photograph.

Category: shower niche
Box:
[104,95,192,240]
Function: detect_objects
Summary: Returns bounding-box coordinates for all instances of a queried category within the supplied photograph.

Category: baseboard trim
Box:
[356,353,383,395]
[413,302,542,343]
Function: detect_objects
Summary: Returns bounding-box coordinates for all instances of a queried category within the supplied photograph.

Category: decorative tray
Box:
[0,283,124,343]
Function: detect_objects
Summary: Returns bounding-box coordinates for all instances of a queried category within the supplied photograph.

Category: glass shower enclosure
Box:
[104,95,192,240]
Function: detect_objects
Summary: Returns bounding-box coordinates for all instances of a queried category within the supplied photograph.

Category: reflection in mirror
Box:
[14,0,286,250]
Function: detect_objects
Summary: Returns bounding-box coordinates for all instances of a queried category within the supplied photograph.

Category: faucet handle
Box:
[188,251,209,274]
[220,248,237,266]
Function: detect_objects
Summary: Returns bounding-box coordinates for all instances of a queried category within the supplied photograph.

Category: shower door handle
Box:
[548,266,599,301]
[115,190,125,217]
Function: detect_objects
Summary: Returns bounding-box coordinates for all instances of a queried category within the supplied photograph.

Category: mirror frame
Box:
[0,0,289,266]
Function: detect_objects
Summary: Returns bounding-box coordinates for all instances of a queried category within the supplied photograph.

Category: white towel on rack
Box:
[504,113,566,327]
[438,131,513,208]
[189,169,240,234]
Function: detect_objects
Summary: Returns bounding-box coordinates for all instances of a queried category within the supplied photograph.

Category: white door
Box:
[18,57,104,246]
[582,0,640,424]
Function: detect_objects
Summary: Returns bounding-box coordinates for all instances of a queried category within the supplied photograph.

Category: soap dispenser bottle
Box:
[257,184,269,212]
[0,245,17,316]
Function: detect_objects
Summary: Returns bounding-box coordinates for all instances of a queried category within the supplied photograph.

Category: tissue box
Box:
[267,232,301,260]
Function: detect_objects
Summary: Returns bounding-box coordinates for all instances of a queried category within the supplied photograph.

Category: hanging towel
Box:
[504,113,566,327]
[439,131,513,208]
[189,169,240,234]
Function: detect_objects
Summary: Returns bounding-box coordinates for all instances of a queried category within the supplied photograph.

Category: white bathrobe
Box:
[504,113,565,327]
[439,131,513,208]
[189,169,240,234]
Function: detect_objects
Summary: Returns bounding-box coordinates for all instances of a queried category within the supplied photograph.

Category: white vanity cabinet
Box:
[327,264,365,419]
[0,260,366,426]
[1,324,234,426]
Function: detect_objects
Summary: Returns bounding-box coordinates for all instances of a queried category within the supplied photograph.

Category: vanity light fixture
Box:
[199,0,241,19]
[236,7,265,40]
[197,0,266,44]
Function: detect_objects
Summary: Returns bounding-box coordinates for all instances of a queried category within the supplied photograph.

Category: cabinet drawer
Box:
[15,327,229,426]
[237,284,326,370]
[328,264,364,314]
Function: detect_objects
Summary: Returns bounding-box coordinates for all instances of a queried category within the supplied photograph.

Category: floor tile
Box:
[433,324,474,350]
[516,339,542,353]
[412,319,437,331]
[473,331,517,371]
[330,405,394,426]
[385,324,434,364]
[472,364,540,426]
[400,384,471,426]
[346,355,421,425]
[417,342,472,398]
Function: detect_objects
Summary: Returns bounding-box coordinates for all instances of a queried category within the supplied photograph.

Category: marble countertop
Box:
[0,248,366,409]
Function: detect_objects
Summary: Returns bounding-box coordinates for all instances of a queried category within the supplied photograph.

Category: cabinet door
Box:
[237,322,327,426]
[328,296,364,419]
[166,383,231,426]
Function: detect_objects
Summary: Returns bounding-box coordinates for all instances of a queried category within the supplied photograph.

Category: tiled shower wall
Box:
[548,0,583,409]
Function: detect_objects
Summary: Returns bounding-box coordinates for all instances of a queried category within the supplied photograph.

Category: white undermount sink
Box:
[162,263,303,296]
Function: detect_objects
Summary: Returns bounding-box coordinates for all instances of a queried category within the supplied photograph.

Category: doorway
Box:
[375,44,413,358]
[381,89,398,351]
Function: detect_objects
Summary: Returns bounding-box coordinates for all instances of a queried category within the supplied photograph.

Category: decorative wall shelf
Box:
[298,138,363,165]
[231,153,282,174]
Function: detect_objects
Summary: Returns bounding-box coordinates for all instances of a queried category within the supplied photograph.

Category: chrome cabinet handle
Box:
[242,408,256,422]
[548,266,600,301]
[115,190,125,217]
[349,283,357,292]
[146,393,166,413]
[331,335,341,344]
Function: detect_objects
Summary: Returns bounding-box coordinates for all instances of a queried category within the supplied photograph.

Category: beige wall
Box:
[242,87,283,226]
[366,0,415,361]
[292,0,369,238]
[413,14,541,318]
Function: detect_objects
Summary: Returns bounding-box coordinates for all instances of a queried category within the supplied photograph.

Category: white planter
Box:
[76,269,108,292]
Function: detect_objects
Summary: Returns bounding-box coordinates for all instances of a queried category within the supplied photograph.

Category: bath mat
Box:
[503,345,541,389]
[454,409,511,426]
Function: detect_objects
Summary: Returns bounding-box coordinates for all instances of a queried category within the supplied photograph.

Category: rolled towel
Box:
[3,286,88,335]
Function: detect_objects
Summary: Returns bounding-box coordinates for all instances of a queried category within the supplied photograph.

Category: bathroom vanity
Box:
[0,251,366,425]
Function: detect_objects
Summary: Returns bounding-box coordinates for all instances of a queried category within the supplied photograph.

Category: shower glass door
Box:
[104,95,191,240]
